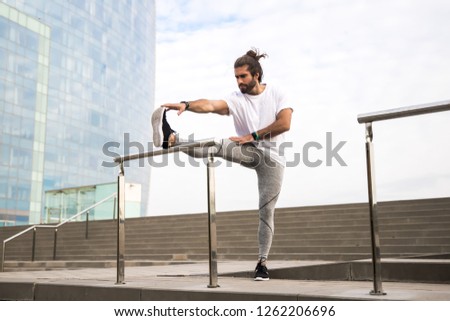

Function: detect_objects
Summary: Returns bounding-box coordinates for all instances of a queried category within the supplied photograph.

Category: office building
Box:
[0,0,155,225]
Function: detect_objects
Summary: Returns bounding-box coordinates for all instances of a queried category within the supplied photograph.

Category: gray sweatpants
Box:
[183,138,284,261]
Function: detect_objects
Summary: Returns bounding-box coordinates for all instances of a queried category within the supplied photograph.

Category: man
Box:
[152,49,293,281]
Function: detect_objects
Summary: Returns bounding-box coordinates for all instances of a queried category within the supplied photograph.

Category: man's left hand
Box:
[229,134,254,145]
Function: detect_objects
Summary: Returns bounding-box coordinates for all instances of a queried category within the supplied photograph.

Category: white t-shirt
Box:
[224,84,293,166]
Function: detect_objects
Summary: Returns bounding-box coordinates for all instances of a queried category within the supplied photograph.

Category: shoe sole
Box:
[151,107,165,147]
[254,277,270,281]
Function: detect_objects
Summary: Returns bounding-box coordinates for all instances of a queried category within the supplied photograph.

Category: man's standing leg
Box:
[254,157,284,280]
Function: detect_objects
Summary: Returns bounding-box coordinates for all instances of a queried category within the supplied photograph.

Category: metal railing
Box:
[357,99,450,295]
[113,138,219,287]
[1,193,117,272]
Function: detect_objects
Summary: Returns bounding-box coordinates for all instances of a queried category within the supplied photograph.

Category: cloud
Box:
[149,0,450,215]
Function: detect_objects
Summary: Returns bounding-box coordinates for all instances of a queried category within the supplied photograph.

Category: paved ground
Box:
[1,261,450,300]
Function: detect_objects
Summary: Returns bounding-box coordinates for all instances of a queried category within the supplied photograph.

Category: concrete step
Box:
[5,208,447,237]
[40,210,448,235]
[224,259,450,284]
[4,231,449,250]
[8,233,450,248]
[1,260,189,272]
[36,251,440,262]
[10,225,448,248]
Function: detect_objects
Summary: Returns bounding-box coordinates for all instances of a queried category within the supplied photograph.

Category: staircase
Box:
[1,197,449,270]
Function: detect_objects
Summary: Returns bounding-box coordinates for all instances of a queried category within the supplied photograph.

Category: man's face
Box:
[234,66,258,94]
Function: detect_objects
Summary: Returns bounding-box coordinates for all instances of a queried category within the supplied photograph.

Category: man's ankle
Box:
[168,133,176,147]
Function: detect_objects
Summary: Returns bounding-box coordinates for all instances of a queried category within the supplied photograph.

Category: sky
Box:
[147,0,450,216]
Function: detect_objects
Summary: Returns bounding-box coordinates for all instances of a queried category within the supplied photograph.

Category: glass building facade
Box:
[0,1,155,225]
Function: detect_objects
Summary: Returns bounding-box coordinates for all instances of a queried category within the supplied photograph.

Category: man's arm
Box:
[230,108,293,144]
[161,99,229,116]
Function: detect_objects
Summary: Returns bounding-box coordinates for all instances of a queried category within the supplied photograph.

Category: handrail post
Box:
[32,227,36,261]
[207,150,219,288]
[358,100,450,295]
[1,241,6,272]
[113,196,117,220]
[85,210,89,239]
[364,122,386,295]
[53,228,58,260]
[116,162,126,284]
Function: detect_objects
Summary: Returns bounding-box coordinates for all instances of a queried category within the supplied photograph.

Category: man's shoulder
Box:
[265,83,285,95]
[228,90,244,98]
[225,91,245,105]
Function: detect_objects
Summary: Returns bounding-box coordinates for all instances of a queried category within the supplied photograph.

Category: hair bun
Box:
[246,48,267,61]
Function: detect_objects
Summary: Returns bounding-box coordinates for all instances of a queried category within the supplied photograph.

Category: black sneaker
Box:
[254,262,270,281]
[152,108,176,149]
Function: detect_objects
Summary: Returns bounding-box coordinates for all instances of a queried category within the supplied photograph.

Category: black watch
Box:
[180,101,190,110]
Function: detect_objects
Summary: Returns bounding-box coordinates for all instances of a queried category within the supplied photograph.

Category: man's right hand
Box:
[161,103,187,116]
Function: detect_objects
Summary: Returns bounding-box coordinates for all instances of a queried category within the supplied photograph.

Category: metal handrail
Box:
[357,99,450,295]
[113,138,219,163]
[357,99,450,123]
[53,193,116,227]
[1,193,116,272]
[113,138,219,287]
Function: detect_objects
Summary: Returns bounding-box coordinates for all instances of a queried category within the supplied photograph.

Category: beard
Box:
[239,78,257,94]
